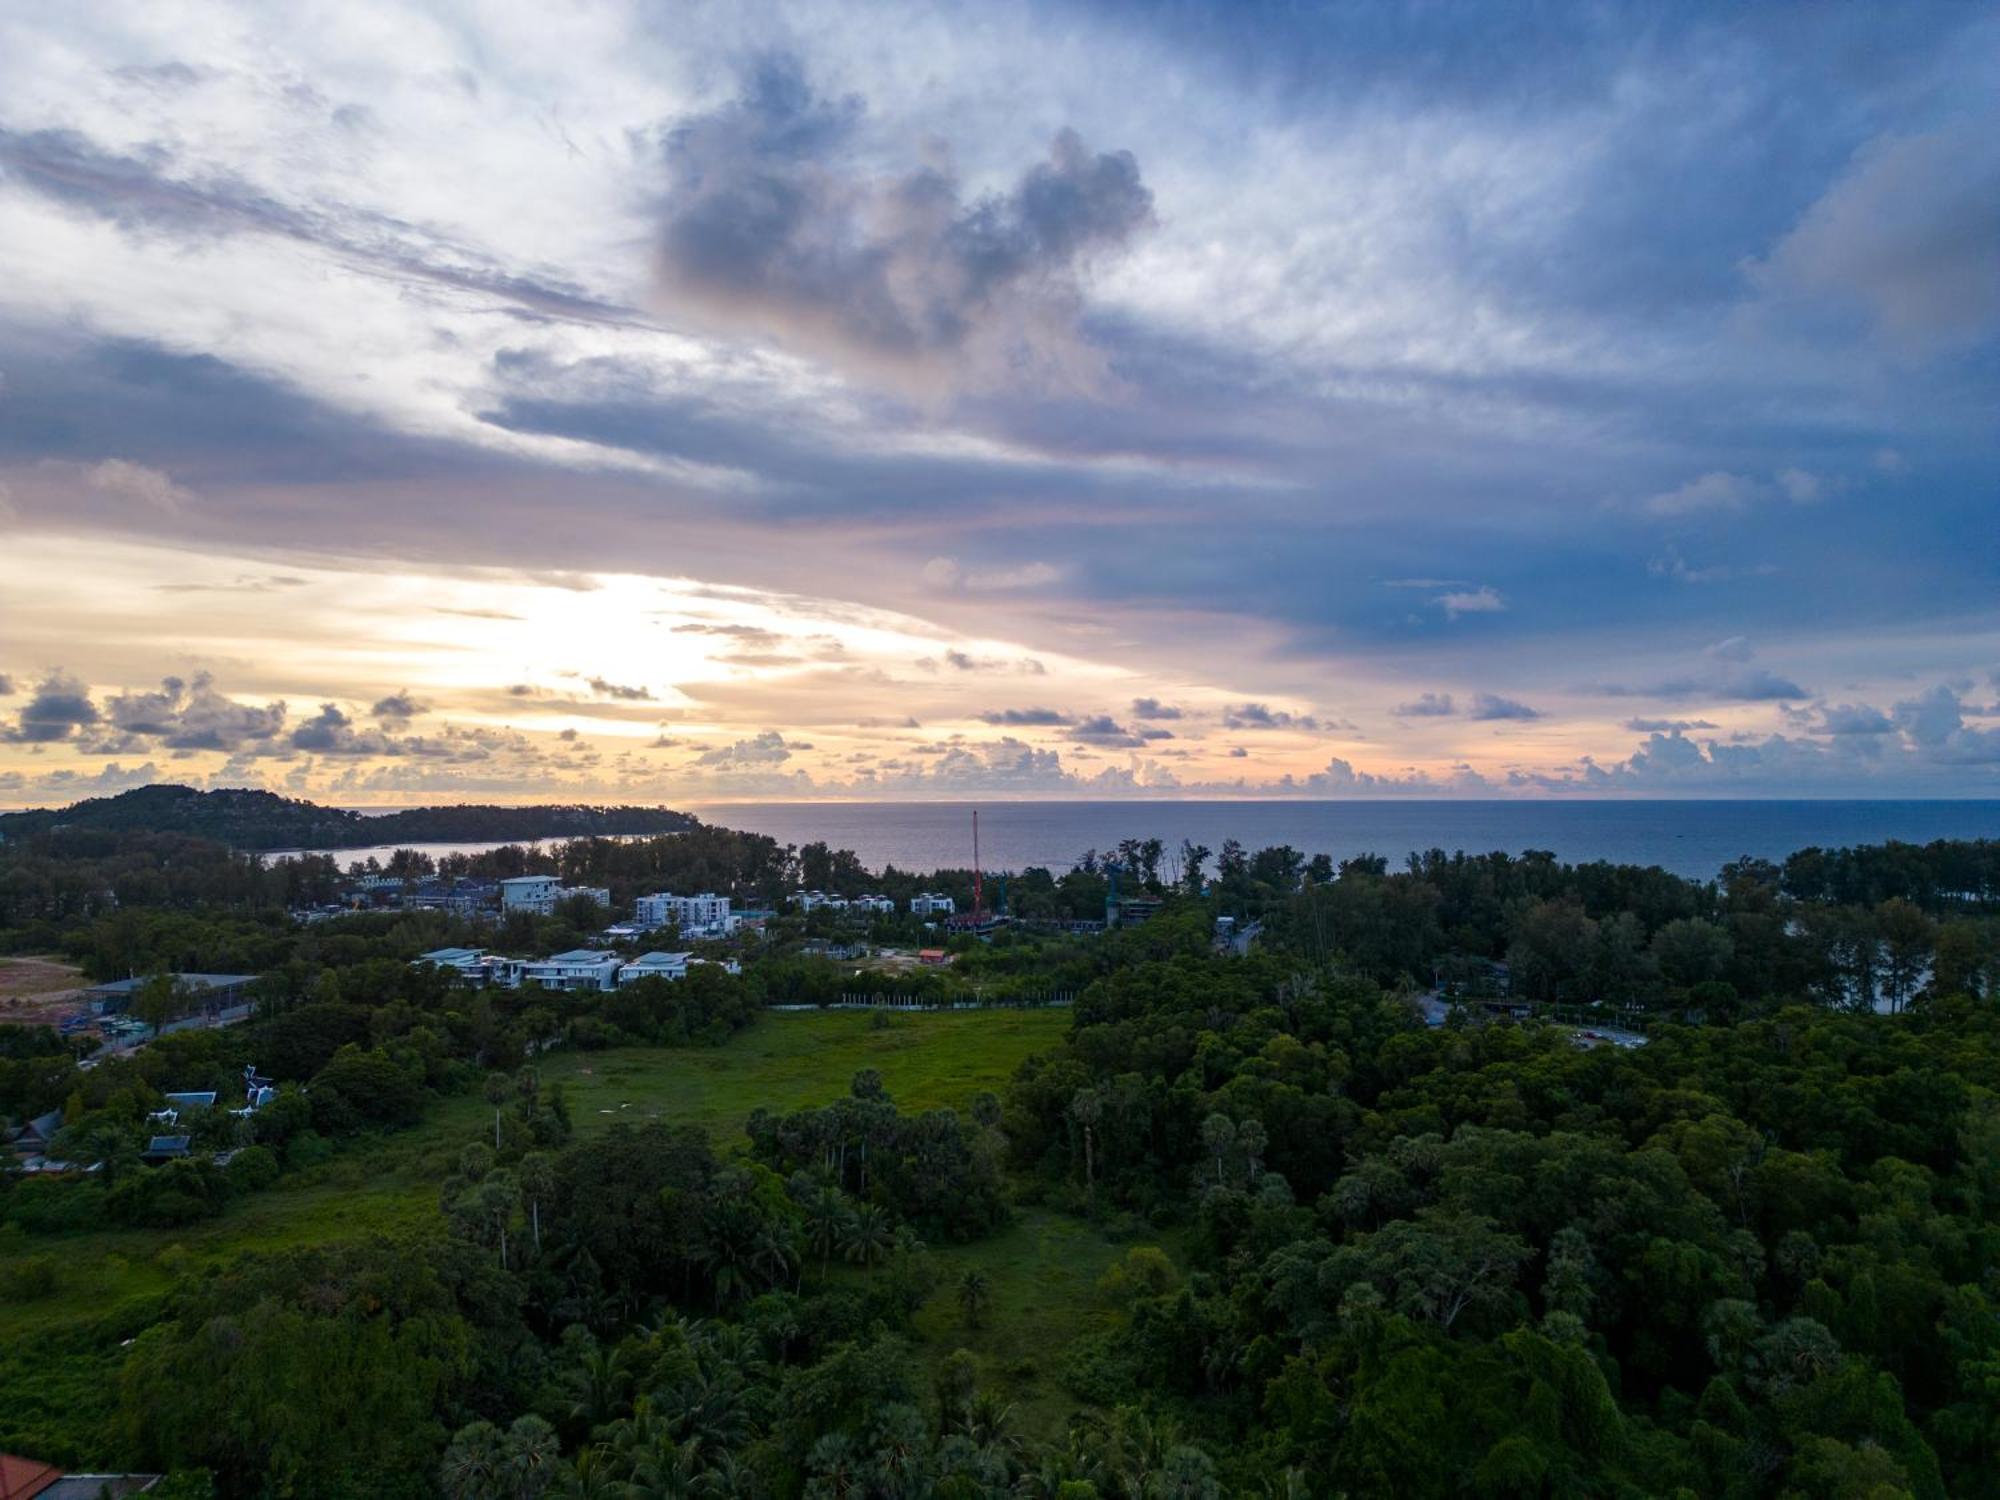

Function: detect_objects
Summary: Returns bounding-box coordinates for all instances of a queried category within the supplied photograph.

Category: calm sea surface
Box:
[691,800,2000,883]
[282,801,2000,882]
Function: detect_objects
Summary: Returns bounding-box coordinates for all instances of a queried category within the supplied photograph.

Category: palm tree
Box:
[956,1268,992,1330]
[626,1433,707,1500]
[1069,1089,1103,1194]
[1200,1114,1237,1188]
[503,1414,562,1499]
[518,1151,555,1254]
[485,1071,513,1149]
[797,1179,852,1281]
[565,1343,633,1432]
[839,1203,894,1267]
[552,1445,622,1499]
[1147,1445,1220,1500]
[439,1420,506,1500]
[956,1391,1019,1454]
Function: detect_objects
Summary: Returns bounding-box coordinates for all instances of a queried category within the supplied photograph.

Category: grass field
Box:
[1,1007,1087,1461]
[4,1008,1070,1335]
[914,1208,1160,1439]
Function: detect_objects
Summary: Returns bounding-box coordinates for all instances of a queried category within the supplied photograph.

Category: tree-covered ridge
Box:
[0,783,695,850]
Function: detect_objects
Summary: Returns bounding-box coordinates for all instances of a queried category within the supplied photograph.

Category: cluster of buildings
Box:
[416,946,737,992]
[794,890,955,916]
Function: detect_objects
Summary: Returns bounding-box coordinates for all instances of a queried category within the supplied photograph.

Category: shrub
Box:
[224,1145,281,1194]
[0,1254,59,1300]
[1096,1245,1179,1304]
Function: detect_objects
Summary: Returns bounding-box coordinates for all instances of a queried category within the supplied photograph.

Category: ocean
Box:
[686,800,2000,883]
[285,800,2000,883]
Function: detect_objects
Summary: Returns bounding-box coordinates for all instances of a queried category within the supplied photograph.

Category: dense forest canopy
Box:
[2,814,1999,1498]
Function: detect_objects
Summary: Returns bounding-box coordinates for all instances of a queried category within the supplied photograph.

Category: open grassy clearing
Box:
[3,1008,1077,1460]
[912,1208,1167,1441]
[1,1009,1069,1343]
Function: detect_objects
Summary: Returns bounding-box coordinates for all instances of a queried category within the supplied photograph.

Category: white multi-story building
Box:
[499,877,610,916]
[910,892,956,917]
[617,950,693,985]
[851,894,896,914]
[634,892,734,933]
[794,890,840,912]
[516,949,622,992]
[499,876,563,914]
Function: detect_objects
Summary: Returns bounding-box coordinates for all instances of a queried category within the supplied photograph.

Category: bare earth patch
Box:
[0,956,86,1025]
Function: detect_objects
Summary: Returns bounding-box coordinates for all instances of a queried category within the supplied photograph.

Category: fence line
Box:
[767,992,1076,1012]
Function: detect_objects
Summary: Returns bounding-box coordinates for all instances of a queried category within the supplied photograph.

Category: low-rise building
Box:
[81,973,258,1016]
[5,1109,64,1159]
[408,878,499,917]
[851,894,897,915]
[417,946,490,978]
[911,892,956,917]
[0,1451,162,1496]
[617,950,693,985]
[516,949,622,992]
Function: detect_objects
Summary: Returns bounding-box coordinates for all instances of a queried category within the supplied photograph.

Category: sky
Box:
[0,0,1995,806]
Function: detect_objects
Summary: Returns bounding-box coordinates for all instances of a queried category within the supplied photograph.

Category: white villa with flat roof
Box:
[617,950,693,985]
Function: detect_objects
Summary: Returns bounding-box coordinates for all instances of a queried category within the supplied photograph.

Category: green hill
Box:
[0,784,695,850]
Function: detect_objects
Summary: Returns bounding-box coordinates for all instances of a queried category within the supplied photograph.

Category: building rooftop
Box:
[83,973,257,997]
[627,950,693,967]
[0,1453,63,1499]
[544,949,617,964]
[418,947,486,964]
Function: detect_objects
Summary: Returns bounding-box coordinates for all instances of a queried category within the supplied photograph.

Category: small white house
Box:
[517,949,622,992]
[617,950,693,985]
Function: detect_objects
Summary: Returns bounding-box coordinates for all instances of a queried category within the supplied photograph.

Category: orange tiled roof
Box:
[0,1454,64,1500]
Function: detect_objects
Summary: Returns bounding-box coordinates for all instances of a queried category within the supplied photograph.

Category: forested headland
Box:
[0,784,695,850]
[2,813,1998,1499]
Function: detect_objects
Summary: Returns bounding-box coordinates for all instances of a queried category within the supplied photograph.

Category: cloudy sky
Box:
[1,1,1995,805]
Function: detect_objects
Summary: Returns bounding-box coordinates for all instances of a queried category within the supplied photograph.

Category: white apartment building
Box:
[634,891,734,933]
[910,892,957,916]
[851,894,897,914]
[617,950,693,985]
[499,876,563,914]
[499,877,611,916]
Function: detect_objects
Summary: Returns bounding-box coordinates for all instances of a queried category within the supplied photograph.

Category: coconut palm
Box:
[955,1269,992,1330]
[840,1203,895,1267]
[439,1420,506,1500]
